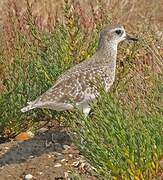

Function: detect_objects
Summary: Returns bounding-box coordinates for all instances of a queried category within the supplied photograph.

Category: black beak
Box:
[126,34,138,41]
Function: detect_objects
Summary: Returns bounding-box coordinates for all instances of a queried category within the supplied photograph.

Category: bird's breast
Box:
[101,68,116,91]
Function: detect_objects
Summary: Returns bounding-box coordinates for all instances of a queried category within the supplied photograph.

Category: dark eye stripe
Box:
[115,30,122,35]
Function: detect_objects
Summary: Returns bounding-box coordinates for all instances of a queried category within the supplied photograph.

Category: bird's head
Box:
[98,24,138,49]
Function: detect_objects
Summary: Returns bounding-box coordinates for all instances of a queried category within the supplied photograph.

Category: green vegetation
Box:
[68,82,162,179]
[0,0,162,179]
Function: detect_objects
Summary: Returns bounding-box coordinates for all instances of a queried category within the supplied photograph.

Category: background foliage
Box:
[0,0,162,179]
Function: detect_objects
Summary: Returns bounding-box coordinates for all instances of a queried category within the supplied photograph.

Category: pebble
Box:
[69,154,73,158]
[27,131,34,137]
[63,145,70,150]
[29,155,34,159]
[71,161,80,167]
[37,127,48,133]
[24,174,33,180]
[15,132,34,141]
[47,155,52,158]
[61,159,66,162]
[53,152,62,156]
[54,163,62,167]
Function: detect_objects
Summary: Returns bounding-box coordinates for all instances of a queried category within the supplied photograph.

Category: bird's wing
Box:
[21,64,110,112]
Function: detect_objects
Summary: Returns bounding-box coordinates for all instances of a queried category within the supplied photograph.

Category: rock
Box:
[61,159,66,162]
[54,163,62,167]
[69,154,73,158]
[24,174,33,180]
[15,131,34,141]
[53,152,62,156]
[47,155,52,158]
[63,145,70,150]
[71,161,80,167]
[37,127,48,133]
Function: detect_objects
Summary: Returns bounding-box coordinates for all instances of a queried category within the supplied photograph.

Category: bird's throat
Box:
[96,42,118,65]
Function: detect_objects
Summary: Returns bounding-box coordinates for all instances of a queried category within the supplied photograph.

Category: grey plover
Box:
[21,24,137,116]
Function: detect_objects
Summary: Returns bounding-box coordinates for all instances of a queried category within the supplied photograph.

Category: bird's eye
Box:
[115,29,122,35]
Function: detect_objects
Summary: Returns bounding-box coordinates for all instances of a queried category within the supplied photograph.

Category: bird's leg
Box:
[78,104,91,148]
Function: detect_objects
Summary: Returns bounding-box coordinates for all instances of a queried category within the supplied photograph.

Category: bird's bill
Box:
[125,34,138,41]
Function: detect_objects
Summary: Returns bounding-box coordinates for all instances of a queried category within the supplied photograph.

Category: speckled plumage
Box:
[21,24,137,115]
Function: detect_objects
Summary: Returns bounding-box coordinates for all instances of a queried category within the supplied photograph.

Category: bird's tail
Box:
[21,102,36,112]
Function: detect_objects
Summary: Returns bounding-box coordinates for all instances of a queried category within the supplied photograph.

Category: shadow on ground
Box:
[0,129,71,167]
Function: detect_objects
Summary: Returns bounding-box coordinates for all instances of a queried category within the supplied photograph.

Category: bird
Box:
[21,24,138,116]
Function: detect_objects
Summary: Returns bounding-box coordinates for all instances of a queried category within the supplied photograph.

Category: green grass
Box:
[67,80,163,179]
[0,0,162,179]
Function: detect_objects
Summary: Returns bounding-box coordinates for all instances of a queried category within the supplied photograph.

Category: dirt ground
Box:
[0,124,96,180]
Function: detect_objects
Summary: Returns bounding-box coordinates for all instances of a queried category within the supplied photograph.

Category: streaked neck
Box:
[95,40,118,64]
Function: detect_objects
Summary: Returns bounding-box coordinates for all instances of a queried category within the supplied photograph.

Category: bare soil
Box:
[0,124,96,180]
